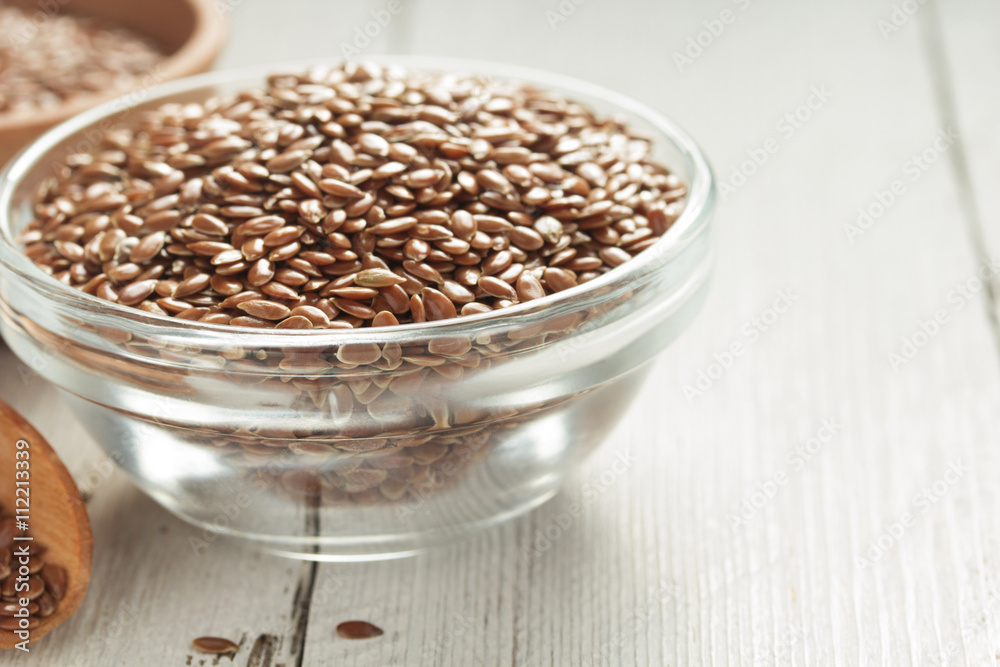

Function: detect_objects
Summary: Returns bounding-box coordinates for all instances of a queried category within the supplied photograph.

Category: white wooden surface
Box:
[2,0,999,664]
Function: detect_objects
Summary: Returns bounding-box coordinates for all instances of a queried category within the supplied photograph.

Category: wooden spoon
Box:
[0,398,92,648]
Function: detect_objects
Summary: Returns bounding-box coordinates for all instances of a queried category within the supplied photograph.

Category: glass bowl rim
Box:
[0,55,715,347]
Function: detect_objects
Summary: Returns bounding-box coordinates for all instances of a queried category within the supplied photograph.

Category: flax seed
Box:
[333,298,377,319]
[117,279,158,306]
[192,637,239,655]
[372,311,399,327]
[336,620,384,639]
[516,272,546,301]
[478,275,517,300]
[19,63,685,329]
[237,300,291,321]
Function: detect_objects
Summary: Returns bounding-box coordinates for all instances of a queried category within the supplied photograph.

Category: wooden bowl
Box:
[0,399,93,648]
[0,0,227,166]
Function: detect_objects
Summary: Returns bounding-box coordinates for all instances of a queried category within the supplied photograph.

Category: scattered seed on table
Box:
[192,636,239,655]
[336,620,384,639]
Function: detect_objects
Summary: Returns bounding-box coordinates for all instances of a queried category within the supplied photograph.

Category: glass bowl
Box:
[0,57,714,560]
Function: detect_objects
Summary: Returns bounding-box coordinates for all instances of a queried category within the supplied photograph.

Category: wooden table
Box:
[2,0,999,664]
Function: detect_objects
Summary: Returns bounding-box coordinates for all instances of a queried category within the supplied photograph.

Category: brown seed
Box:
[329,286,378,300]
[481,250,512,276]
[476,169,513,194]
[107,263,142,284]
[173,273,211,298]
[229,316,271,328]
[263,226,304,248]
[357,133,390,157]
[0,601,37,617]
[372,311,399,327]
[211,249,244,266]
[478,275,517,300]
[516,272,546,301]
[129,231,166,264]
[188,241,233,257]
[509,226,545,251]
[247,259,275,287]
[354,268,406,288]
[369,216,418,236]
[0,616,38,631]
[544,267,577,292]
[333,298,377,319]
[534,216,564,244]
[336,342,383,366]
[599,246,633,267]
[190,213,229,237]
[336,621,384,639]
[23,575,45,600]
[267,149,312,173]
[474,215,512,233]
[410,294,426,323]
[262,281,301,301]
[289,305,331,327]
[461,302,492,316]
[423,288,457,321]
[402,169,440,189]
[372,161,408,179]
[403,260,444,284]
[201,276,232,300]
[241,237,267,261]
[117,279,158,306]
[54,240,84,262]
[319,178,365,199]
[427,336,473,357]
[275,315,314,329]
[268,242,301,262]
[239,215,286,236]
[192,637,240,655]
[440,280,475,304]
[237,300,291,321]
[35,592,56,618]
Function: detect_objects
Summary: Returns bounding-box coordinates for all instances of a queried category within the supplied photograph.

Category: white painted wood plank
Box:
[294,0,1000,665]
[2,0,999,665]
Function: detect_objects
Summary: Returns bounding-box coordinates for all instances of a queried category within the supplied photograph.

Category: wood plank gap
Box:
[919,1,1000,344]
[291,507,320,667]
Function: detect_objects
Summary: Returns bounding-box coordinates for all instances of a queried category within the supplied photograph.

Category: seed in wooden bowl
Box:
[0,504,67,638]
[0,5,166,114]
